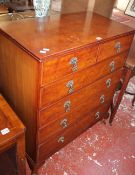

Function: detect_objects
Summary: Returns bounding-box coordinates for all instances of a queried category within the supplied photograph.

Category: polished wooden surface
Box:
[0,34,39,161]
[0,95,24,145]
[98,34,134,61]
[38,69,122,144]
[110,38,135,124]
[0,95,26,175]
[38,69,122,130]
[0,12,134,173]
[0,12,135,61]
[41,45,98,86]
[40,52,128,108]
[38,103,111,163]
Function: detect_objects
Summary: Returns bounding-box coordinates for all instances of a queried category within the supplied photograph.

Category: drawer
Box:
[41,44,98,86]
[39,52,128,108]
[38,69,122,128]
[38,94,113,144]
[98,34,134,61]
[37,103,110,162]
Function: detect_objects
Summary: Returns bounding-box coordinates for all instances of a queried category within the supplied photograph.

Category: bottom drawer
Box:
[37,102,110,162]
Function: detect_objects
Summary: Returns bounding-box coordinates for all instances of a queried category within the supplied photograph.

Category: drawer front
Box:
[38,69,122,128]
[38,93,113,144]
[37,103,110,162]
[98,34,133,61]
[41,45,98,86]
[39,52,128,108]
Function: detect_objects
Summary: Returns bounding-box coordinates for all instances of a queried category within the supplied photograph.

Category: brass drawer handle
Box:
[100,95,105,104]
[66,80,74,94]
[64,101,71,112]
[115,41,121,53]
[95,112,100,119]
[60,118,68,128]
[106,79,111,88]
[69,57,78,72]
[109,61,115,72]
[58,136,65,143]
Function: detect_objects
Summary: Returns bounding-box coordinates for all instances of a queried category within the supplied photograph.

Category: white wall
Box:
[51,0,115,17]
[117,0,129,11]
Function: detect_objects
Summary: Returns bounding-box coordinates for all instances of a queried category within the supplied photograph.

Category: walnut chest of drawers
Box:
[0,12,134,172]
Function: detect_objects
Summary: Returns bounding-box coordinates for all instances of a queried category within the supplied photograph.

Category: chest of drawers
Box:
[0,12,134,173]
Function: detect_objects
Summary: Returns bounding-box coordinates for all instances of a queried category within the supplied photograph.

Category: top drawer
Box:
[41,44,98,86]
[98,34,134,61]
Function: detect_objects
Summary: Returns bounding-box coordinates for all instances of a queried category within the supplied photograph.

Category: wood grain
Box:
[41,44,98,86]
[38,69,122,129]
[0,95,26,175]
[40,52,128,108]
[98,34,134,61]
[37,102,111,162]
[0,12,134,61]
[0,35,39,162]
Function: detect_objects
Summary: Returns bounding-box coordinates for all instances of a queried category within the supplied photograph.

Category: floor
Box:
[31,9,135,175]
[111,8,135,28]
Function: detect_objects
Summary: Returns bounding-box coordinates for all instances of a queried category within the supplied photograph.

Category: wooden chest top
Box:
[0,12,135,61]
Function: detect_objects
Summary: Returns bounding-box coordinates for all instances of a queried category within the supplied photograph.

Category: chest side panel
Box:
[0,34,39,162]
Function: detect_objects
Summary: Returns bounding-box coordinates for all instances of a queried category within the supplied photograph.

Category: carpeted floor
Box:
[27,8,135,175]
[111,8,135,28]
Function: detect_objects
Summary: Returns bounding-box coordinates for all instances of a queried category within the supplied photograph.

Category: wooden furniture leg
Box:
[132,95,135,106]
[32,167,38,175]
[109,67,132,125]
[16,134,26,175]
